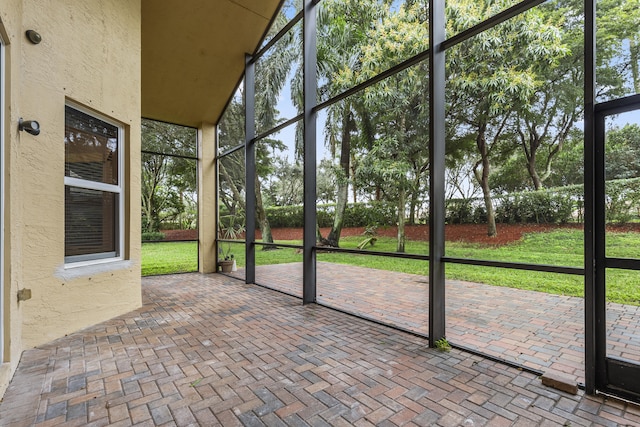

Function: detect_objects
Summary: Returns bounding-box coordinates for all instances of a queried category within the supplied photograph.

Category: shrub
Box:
[495,191,574,224]
[264,201,397,229]
[446,199,475,224]
[265,205,304,228]
[142,231,165,242]
[473,206,487,224]
[605,178,640,223]
[342,202,396,228]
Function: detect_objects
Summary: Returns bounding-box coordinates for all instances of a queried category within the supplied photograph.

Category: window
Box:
[64,104,123,264]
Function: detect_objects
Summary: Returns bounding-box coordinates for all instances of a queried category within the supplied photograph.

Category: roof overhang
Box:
[141,0,281,128]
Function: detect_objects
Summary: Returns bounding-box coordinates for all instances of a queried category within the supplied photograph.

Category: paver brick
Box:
[0,272,639,427]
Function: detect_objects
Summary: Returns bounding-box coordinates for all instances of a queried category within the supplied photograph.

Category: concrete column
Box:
[198,122,217,273]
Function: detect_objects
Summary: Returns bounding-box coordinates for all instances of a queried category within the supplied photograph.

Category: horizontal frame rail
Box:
[441,0,545,50]
[315,246,430,261]
[443,256,584,275]
[254,241,303,250]
[141,150,198,161]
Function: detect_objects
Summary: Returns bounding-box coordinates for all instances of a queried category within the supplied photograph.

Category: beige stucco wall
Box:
[0,0,22,400]
[199,123,218,273]
[0,0,142,397]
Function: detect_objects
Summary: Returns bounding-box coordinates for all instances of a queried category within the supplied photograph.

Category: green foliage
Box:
[219,215,246,260]
[264,205,305,228]
[446,191,575,225]
[604,178,640,223]
[447,177,640,225]
[542,178,640,224]
[214,0,639,245]
[141,119,197,233]
[357,226,378,249]
[605,124,640,180]
[263,157,304,206]
[341,202,397,228]
[435,337,452,352]
[264,202,397,228]
[495,191,574,224]
[446,199,478,224]
[142,232,165,242]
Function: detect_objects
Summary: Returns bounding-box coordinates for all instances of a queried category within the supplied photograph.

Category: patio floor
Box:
[229,261,640,384]
[1,272,639,426]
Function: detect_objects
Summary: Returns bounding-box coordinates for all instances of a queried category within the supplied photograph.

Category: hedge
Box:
[264,201,397,228]
[219,177,640,229]
[446,177,640,225]
[495,192,574,224]
[142,231,166,242]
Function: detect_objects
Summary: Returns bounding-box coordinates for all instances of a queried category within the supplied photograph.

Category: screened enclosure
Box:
[216,0,640,402]
[141,119,199,275]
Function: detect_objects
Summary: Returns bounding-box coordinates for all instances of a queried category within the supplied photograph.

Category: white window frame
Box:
[64,102,124,267]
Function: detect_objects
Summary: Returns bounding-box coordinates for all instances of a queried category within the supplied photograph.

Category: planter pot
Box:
[219,260,234,273]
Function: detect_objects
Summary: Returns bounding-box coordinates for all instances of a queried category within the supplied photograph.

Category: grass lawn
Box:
[141,241,198,276]
[142,229,640,305]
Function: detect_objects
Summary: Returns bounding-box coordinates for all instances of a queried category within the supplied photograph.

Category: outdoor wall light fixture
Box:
[19,118,40,136]
[25,30,42,44]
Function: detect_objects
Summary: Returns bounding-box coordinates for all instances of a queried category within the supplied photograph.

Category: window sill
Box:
[55,259,135,281]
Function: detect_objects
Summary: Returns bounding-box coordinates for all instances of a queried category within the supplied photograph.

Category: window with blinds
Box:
[64,105,123,264]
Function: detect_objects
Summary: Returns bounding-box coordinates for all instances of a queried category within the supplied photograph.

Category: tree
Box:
[604,124,640,180]
[446,0,569,236]
[218,1,300,246]
[253,8,303,246]
[322,0,430,251]
[264,156,304,206]
[218,94,247,224]
[596,0,640,97]
[218,95,284,247]
[509,0,578,191]
[511,0,638,192]
[315,0,384,247]
[141,119,197,232]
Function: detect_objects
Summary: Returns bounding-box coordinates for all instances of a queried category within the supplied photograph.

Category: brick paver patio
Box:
[232,262,640,386]
[1,273,639,426]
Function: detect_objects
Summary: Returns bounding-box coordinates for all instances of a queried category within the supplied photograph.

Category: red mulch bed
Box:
[164,223,640,245]
[161,229,198,241]
[262,223,640,246]
[260,224,571,246]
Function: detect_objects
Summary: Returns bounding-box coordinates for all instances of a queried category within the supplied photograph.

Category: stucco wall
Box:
[0,0,142,397]
[0,0,22,400]
[19,0,142,344]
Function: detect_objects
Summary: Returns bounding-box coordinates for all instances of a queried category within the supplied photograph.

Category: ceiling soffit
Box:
[142,0,281,128]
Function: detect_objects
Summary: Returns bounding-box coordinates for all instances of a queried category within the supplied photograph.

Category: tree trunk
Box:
[520,120,571,191]
[316,222,323,244]
[527,150,543,190]
[474,125,497,237]
[409,176,421,225]
[141,192,154,232]
[325,176,348,247]
[480,175,497,237]
[351,153,357,204]
[255,174,274,247]
[397,184,406,253]
[219,162,245,209]
[141,156,165,232]
[325,109,353,247]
